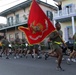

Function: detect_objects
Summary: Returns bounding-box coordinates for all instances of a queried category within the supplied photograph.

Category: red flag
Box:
[19,0,55,44]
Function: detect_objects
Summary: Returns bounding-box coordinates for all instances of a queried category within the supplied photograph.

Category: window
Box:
[23,15,27,20]
[11,16,13,25]
[15,14,19,24]
[67,26,73,38]
[7,18,10,25]
[46,11,53,20]
[66,26,75,40]
[7,16,13,26]
[65,26,76,41]
[65,4,74,14]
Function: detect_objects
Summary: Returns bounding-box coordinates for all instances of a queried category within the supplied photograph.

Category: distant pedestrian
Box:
[55,1,62,10]
[55,1,62,15]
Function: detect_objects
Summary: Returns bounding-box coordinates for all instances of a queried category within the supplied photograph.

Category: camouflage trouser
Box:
[51,42,62,51]
[41,45,45,50]
[2,44,9,50]
[27,45,33,51]
[1,44,9,56]
[21,44,27,50]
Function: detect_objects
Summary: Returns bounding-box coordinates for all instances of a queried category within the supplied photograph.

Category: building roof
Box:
[0,0,57,17]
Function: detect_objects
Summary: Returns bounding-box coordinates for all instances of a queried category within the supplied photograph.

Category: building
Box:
[0,0,57,48]
[53,0,76,41]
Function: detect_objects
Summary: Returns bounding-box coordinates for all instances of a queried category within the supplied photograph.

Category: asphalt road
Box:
[0,55,76,75]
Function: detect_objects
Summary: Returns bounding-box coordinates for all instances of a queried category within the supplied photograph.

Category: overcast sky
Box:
[0,0,56,24]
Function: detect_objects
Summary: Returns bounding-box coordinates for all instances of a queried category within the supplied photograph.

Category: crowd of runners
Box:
[0,36,44,59]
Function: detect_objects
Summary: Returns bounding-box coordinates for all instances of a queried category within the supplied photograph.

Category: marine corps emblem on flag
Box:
[30,21,43,34]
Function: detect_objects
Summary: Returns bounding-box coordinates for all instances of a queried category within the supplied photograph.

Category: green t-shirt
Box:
[50,30,63,42]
